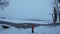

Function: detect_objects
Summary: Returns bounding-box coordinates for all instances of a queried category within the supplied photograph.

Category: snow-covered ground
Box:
[0,18,60,34]
[0,24,60,34]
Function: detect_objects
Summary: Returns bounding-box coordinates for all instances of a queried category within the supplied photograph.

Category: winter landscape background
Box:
[0,0,60,34]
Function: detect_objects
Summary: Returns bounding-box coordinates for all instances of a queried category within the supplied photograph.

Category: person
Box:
[32,24,35,33]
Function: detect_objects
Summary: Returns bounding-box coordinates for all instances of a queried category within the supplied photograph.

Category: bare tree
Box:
[57,0,60,3]
[53,7,57,24]
[0,0,9,10]
[54,0,60,23]
[57,0,60,23]
[58,0,60,23]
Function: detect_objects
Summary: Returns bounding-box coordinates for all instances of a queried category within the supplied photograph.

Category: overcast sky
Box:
[0,0,54,20]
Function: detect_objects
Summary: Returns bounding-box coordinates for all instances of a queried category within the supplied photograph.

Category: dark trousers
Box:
[32,29,34,33]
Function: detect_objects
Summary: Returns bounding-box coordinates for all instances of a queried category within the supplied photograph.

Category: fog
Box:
[0,0,53,20]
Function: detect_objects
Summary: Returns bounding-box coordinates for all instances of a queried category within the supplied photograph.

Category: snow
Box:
[0,0,60,34]
[0,25,60,34]
[0,18,52,24]
[0,18,60,34]
[0,26,20,34]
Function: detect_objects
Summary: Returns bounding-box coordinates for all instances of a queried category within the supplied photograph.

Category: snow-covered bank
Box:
[0,18,52,24]
[0,25,60,34]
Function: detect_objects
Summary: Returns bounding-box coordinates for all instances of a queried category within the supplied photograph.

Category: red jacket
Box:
[32,24,34,30]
